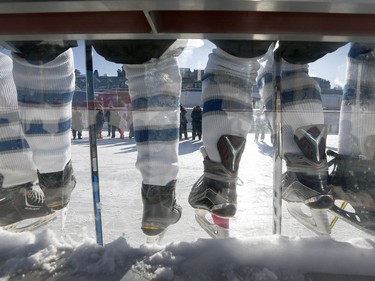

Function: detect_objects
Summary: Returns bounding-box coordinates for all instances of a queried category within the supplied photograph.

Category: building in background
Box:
[74,68,342,133]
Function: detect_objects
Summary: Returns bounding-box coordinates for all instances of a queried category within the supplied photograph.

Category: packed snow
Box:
[1,132,375,280]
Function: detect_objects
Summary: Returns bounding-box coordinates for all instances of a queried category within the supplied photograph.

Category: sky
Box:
[1,39,349,88]
[73,40,350,89]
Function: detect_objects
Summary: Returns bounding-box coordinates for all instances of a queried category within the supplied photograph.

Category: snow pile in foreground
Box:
[1,229,375,281]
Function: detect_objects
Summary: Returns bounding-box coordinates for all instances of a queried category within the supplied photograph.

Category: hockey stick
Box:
[272,41,283,234]
[330,201,348,229]
[85,42,104,246]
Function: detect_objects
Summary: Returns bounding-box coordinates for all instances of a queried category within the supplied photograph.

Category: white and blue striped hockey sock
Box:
[12,49,75,174]
[124,57,181,186]
[257,48,324,155]
[202,47,259,163]
[339,44,375,158]
[0,52,37,188]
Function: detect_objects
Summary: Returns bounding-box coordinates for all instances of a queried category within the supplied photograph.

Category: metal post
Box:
[85,41,104,246]
[272,41,283,235]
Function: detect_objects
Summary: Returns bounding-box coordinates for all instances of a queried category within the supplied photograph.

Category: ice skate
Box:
[194,209,230,238]
[189,135,246,238]
[282,125,332,235]
[92,39,187,65]
[0,179,56,232]
[37,160,76,210]
[327,144,375,235]
[3,40,77,63]
[141,180,181,237]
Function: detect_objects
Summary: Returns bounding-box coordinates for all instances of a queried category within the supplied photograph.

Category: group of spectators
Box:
[72,105,134,140]
[180,104,274,143]
[180,105,203,141]
[75,103,203,141]
[95,106,134,139]
[78,103,270,143]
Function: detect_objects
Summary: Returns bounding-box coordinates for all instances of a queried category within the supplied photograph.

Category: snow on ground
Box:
[1,132,375,280]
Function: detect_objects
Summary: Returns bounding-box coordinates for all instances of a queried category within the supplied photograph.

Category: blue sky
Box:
[73,40,350,88]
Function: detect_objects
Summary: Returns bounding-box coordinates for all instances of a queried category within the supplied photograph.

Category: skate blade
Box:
[60,204,69,230]
[159,39,188,60]
[194,209,230,239]
[145,229,167,245]
[329,203,375,236]
[287,202,331,236]
[1,212,57,233]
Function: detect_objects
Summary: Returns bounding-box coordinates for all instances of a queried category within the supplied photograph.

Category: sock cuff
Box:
[12,49,75,93]
[205,47,261,83]
[124,57,181,100]
[0,53,18,110]
[346,56,375,89]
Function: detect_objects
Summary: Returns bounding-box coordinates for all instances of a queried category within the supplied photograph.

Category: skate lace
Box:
[198,174,243,186]
[328,150,375,192]
[27,189,46,205]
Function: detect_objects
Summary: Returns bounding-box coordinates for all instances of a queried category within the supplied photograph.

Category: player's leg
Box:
[189,40,271,217]
[0,51,51,227]
[11,42,77,210]
[93,40,183,236]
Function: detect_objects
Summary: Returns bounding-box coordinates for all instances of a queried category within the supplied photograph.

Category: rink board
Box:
[1,0,375,42]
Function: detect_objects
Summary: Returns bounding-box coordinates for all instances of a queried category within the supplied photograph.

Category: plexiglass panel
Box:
[1,32,375,281]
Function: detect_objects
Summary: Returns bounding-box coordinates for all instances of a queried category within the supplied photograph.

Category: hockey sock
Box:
[202,47,259,163]
[257,47,325,155]
[123,57,181,186]
[0,52,37,188]
[12,49,75,174]
[338,43,375,158]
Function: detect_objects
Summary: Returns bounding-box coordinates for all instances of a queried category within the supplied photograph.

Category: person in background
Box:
[105,108,111,136]
[191,105,202,140]
[126,109,134,139]
[95,107,105,139]
[179,104,188,140]
[109,106,122,138]
[254,109,267,142]
[72,106,84,140]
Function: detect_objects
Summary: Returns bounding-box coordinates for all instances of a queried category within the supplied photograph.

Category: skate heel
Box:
[141,223,166,236]
[211,214,229,229]
[38,160,76,210]
[45,190,69,210]
[211,203,237,218]
[141,181,182,237]
[305,194,333,209]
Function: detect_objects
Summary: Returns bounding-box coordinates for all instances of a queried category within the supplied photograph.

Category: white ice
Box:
[1,133,375,280]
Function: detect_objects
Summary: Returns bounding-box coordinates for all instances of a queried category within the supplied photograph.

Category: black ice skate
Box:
[92,39,187,64]
[328,138,375,235]
[189,135,246,238]
[37,160,76,210]
[141,180,181,237]
[4,40,78,64]
[282,125,333,235]
[0,179,56,232]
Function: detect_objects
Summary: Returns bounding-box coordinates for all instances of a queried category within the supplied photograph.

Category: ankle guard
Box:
[283,125,333,209]
[204,135,246,183]
[188,135,246,217]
